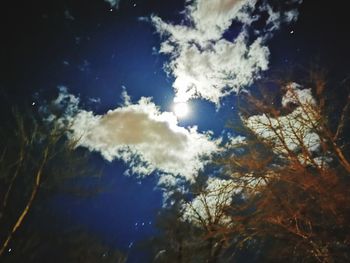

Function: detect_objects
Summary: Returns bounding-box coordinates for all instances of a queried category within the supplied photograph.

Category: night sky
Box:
[1,0,350,262]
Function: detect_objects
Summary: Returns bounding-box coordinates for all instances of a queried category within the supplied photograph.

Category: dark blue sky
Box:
[1,0,350,261]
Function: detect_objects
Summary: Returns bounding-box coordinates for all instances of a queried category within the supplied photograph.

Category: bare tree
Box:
[222,75,350,262]
[0,109,99,258]
[181,177,238,263]
[149,73,350,263]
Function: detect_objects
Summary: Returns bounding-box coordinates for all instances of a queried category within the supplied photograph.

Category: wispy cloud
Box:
[104,0,120,9]
[152,0,302,105]
[52,88,220,182]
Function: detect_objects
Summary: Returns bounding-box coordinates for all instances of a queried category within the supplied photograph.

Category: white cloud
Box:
[152,0,302,106]
[120,85,131,105]
[281,82,315,107]
[261,3,300,32]
[165,32,270,104]
[53,88,220,182]
[225,134,246,148]
[187,0,256,41]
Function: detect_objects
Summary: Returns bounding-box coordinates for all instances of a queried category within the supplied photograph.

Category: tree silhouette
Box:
[0,108,109,260]
[153,73,350,263]
[222,74,350,262]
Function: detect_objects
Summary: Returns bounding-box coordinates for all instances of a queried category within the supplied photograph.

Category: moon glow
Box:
[173,102,189,118]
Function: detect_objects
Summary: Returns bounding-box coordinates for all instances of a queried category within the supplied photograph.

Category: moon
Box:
[173,102,190,118]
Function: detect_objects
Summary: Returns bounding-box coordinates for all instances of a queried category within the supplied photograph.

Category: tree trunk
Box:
[0,149,48,257]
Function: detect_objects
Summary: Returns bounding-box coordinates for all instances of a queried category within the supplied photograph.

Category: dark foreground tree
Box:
[151,73,350,263]
[148,174,244,263]
[2,223,127,263]
[0,108,126,262]
[222,74,350,262]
